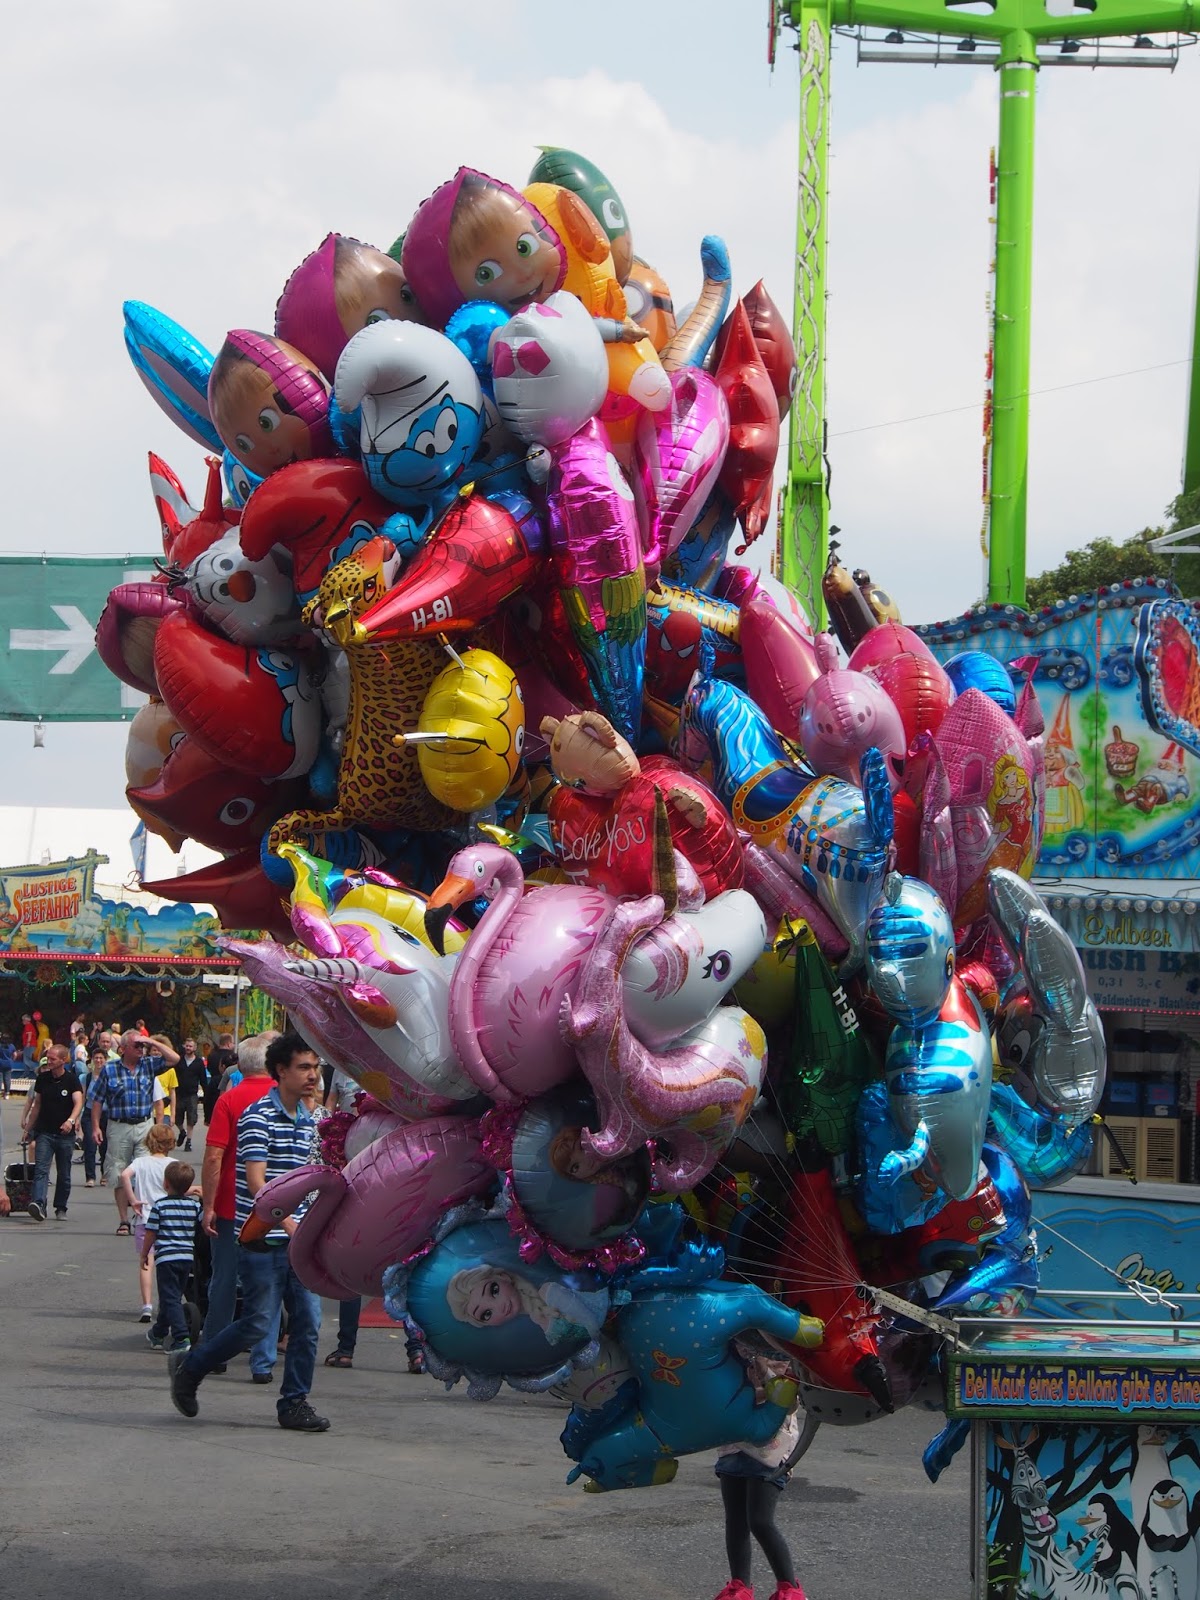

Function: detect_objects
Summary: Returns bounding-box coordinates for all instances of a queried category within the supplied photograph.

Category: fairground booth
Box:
[0,807,273,1052]
[920,580,1200,1302]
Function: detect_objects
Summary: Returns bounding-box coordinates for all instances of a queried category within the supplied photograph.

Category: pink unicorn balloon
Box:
[241,1116,492,1299]
[561,893,767,1191]
[423,844,766,1104]
[632,368,729,569]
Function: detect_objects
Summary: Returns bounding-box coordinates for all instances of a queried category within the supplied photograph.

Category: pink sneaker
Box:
[769,1585,807,1600]
[714,1584,754,1600]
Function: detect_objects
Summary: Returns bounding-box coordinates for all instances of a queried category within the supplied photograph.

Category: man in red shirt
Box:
[199,1033,276,1346]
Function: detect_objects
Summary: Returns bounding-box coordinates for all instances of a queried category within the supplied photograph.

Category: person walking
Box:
[0,1033,16,1098]
[81,1046,109,1186]
[204,1033,236,1125]
[21,1044,84,1221]
[87,1029,179,1233]
[142,1162,204,1354]
[121,1123,179,1322]
[198,1033,274,1349]
[20,1013,37,1072]
[170,1033,330,1432]
[174,1038,206,1151]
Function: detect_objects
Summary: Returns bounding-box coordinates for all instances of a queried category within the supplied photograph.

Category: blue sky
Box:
[1,0,1197,808]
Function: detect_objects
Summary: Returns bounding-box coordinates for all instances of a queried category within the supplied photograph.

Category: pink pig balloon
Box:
[740,592,822,736]
[798,634,907,789]
[632,368,730,569]
[242,1116,492,1299]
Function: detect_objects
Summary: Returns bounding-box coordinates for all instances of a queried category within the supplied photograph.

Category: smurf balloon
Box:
[208,330,333,477]
[333,321,486,542]
[401,168,567,329]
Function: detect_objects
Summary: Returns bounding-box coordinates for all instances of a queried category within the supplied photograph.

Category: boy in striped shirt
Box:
[142,1163,202,1352]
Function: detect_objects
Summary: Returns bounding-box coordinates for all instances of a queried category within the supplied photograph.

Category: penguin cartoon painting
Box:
[1068,1494,1142,1599]
[1138,1478,1199,1600]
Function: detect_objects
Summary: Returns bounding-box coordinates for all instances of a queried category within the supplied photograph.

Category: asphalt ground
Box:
[0,1115,972,1600]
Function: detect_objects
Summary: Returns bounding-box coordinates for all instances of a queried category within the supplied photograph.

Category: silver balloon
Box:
[987,868,1106,1125]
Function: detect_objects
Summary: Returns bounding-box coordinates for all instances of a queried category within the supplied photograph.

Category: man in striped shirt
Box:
[169,1034,330,1433]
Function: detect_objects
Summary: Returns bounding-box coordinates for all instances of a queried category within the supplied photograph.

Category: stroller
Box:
[4,1142,34,1214]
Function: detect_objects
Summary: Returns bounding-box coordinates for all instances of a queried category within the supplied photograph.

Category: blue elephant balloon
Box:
[865,871,955,1028]
[987,1082,1093,1187]
[855,1080,948,1235]
[942,650,1016,716]
[560,1273,823,1492]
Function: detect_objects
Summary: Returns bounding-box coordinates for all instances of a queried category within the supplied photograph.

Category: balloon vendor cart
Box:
[946,1297,1200,1600]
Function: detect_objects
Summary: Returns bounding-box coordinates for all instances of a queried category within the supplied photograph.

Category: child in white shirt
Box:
[119,1123,177,1322]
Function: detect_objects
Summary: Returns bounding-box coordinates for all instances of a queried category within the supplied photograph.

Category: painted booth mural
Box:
[984,1421,1200,1600]
[919,581,1200,879]
[0,850,220,959]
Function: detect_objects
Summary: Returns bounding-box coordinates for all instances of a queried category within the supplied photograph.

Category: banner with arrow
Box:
[0,556,157,722]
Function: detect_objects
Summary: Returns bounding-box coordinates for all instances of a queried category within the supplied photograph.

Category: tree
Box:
[1024,488,1200,609]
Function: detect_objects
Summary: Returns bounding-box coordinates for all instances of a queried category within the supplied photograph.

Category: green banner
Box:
[0,556,157,721]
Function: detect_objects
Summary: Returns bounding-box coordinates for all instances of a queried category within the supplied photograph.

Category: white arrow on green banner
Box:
[0,557,156,722]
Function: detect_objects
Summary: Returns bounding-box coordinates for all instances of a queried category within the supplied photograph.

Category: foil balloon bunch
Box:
[100,146,1104,1493]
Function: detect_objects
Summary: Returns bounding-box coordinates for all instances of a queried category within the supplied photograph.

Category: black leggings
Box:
[721,1475,796,1586]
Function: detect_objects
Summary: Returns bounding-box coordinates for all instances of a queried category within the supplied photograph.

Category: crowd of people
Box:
[1,1012,378,1439]
[3,1013,810,1598]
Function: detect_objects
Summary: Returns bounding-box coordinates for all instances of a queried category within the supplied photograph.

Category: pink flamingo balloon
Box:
[240,1116,492,1299]
[424,844,613,1103]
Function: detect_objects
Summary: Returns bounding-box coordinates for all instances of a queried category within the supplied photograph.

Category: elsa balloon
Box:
[384,1209,609,1400]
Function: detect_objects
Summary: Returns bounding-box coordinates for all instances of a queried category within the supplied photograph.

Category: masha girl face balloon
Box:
[275,233,425,381]
[208,330,332,477]
[402,168,566,329]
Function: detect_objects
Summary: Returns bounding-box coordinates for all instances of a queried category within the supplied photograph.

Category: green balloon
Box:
[777,925,877,1158]
[528,146,632,277]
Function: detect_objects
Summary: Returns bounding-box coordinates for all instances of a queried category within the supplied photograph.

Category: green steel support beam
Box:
[1186,202,1200,497]
[780,0,833,626]
[988,30,1038,605]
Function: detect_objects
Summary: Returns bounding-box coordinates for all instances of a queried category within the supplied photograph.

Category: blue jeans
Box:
[0,1065,11,1094]
[187,1244,321,1409]
[201,1217,238,1343]
[82,1113,107,1182]
[32,1132,74,1214]
[153,1259,191,1344]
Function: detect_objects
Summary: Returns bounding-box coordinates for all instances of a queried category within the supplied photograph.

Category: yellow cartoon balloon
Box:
[404,648,525,812]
